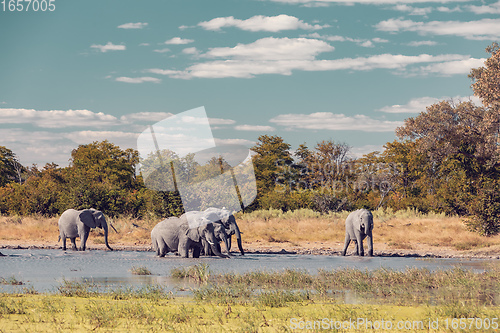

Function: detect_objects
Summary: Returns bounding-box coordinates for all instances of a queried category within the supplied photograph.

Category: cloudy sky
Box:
[1,0,498,167]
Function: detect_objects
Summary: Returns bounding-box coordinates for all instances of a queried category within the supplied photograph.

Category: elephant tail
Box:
[58,235,61,242]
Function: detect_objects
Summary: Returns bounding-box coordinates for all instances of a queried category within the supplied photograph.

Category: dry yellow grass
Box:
[1,209,499,254]
[236,209,500,253]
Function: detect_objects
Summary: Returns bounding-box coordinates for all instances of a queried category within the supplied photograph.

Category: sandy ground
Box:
[1,239,500,259]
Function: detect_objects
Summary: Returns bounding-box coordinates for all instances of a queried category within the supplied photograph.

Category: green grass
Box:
[175,263,500,307]
[0,293,498,332]
[1,265,499,331]
[130,266,152,275]
[171,263,211,283]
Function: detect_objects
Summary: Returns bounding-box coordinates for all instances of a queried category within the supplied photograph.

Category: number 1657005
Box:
[1,0,55,12]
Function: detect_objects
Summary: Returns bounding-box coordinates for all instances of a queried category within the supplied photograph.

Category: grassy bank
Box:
[2,294,499,332]
[1,208,499,254]
[1,264,500,332]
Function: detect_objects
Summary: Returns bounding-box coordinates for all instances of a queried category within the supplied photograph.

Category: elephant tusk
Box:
[207,240,215,246]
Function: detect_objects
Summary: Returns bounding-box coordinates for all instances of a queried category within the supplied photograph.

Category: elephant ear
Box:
[79,210,97,228]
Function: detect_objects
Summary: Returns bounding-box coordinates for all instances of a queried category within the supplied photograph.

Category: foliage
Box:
[0,146,23,187]
[465,180,500,236]
[470,42,500,110]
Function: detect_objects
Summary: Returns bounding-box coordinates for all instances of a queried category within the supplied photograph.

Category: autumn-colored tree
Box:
[470,42,500,110]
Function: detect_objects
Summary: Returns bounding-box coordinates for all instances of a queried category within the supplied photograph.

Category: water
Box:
[0,249,494,293]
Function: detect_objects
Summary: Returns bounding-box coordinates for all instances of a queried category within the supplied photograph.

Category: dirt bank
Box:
[1,240,499,259]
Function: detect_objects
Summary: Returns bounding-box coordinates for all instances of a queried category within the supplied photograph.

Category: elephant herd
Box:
[57,207,244,258]
[57,207,374,258]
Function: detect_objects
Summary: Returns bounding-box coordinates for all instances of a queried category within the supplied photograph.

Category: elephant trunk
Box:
[206,232,229,258]
[220,232,231,256]
[234,224,244,256]
[103,223,113,251]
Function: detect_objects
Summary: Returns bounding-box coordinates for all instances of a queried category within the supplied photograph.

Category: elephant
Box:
[342,209,373,257]
[182,207,244,256]
[201,222,228,256]
[58,208,114,251]
[151,215,229,259]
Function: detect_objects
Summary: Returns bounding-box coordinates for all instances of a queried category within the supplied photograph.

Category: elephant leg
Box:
[70,238,78,251]
[178,239,190,258]
[61,236,67,251]
[79,232,89,251]
[157,239,167,257]
[341,234,351,256]
[367,234,373,257]
[192,245,201,258]
[355,234,364,256]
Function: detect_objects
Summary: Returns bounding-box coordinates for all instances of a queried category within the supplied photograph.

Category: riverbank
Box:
[1,209,500,259]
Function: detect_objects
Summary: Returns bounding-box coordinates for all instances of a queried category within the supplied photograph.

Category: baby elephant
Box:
[342,209,373,257]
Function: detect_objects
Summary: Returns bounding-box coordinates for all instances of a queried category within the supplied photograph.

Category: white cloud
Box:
[198,14,328,32]
[376,18,500,40]
[437,6,462,13]
[115,76,161,83]
[139,43,150,46]
[149,48,476,79]
[378,95,482,113]
[270,112,402,132]
[153,48,171,53]
[182,47,199,55]
[121,112,175,122]
[208,118,236,125]
[64,131,139,145]
[0,108,118,128]
[407,40,438,46]
[414,57,485,76]
[203,37,334,61]
[214,138,256,147]
[305,33,389,47]
[234,125,276,131]
[90,42,126,52]
[467,1,500,14]
[392,5,433,16]
[117,22,148,29]
[164,37,194,45]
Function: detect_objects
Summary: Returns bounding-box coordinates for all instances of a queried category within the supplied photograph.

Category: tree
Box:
[0,146,24,186]
[396,100,499,169]
[68,141,141,215]
[470,43,500,110]
[251,135,292,193]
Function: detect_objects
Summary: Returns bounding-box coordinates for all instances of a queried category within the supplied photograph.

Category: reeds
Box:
[177,263,500,307]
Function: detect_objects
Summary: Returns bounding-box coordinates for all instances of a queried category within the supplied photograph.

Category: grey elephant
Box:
[183,207,244,256]
[342,209,373,257]
[58,208,114,251]
[151,215,229,258]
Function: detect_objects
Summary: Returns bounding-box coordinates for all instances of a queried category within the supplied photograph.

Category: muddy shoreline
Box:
[1,242,500,259]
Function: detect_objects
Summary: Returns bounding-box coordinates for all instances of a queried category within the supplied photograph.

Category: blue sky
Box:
[1,0,499,166]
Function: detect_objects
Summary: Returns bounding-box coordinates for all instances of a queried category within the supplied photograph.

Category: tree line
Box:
[1,43,500,235]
